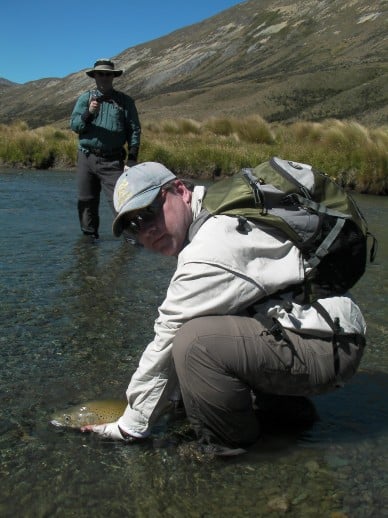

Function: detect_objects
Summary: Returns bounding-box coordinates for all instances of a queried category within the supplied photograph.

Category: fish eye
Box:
[64,415,71,422]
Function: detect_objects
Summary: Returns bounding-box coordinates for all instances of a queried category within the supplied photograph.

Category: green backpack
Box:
[190,156,377,303]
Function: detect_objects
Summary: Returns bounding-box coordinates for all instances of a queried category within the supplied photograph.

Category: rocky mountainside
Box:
[1,0,387,128]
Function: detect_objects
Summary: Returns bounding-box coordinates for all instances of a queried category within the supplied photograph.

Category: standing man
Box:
[81,162,366,456]
[70,59,141,240]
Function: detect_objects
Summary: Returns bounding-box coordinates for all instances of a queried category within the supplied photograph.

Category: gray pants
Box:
[172,315,365,447]
[76,150,124,237]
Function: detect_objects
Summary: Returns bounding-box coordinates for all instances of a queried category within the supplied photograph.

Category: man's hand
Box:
[127,146,138,168]
[89,99,101,115]
[81,421,137,442]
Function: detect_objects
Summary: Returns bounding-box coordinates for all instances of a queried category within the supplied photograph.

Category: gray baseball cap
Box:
[112,162,176,237]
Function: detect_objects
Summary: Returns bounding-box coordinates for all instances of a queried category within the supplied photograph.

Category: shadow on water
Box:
[309,370,388,443]
[236,369,388,459]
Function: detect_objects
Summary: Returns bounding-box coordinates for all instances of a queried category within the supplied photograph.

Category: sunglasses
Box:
[123,192,165,235]
[95,72,114,77]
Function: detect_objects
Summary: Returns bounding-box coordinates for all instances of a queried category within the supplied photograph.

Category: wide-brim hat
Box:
[86,59,123,78]
[112,162,176,237]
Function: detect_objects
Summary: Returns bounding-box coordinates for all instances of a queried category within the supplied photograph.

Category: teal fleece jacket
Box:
[70,89,141,159]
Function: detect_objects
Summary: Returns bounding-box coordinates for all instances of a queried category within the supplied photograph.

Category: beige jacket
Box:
[118,187,366,437]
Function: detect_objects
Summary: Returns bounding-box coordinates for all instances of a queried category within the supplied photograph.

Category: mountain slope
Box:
[0,0,386,128]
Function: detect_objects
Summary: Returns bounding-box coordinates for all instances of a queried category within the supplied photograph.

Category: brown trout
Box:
[50,399,126,428]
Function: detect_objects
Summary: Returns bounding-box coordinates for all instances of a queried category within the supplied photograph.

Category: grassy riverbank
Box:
[1,116,387,194]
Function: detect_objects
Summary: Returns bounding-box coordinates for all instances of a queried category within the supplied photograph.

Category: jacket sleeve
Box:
[124,95,141,160]
[70,92,94,134]
[117,259,269,436]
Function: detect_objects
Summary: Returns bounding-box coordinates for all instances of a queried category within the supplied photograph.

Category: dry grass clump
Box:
[139,115,276,178]
[0,116,387,194]
[279,119,388,193]
[144,115,274,144]
[0,120,76,169]
[203,115,274,144]
[144,118,201,135]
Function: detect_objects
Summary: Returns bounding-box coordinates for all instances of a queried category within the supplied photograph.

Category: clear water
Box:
[0,170,387,517]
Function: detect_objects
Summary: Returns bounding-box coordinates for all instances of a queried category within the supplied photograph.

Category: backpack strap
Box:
[367,231,378,262]
[306,217,347,269]
[188,208,213,242]
[312,301,344,376]
[243,168,350,270]
[286,192,351,219]
[242,170,267,214]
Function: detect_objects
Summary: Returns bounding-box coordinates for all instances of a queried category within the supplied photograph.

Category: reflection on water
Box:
[0,171,387,517]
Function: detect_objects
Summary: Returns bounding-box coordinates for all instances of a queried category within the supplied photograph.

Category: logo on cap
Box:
[116,178,131,209]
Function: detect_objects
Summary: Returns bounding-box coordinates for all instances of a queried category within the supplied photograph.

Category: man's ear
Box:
[174,180,192,203]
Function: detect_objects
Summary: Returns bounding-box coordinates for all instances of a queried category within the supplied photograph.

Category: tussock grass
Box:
[202,115,275,145]
[278,119,388,194]
[0,116,387,194]
[147,118,201,135]
[0,121,77,169]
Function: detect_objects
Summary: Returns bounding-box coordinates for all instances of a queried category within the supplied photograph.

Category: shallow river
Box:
[0,170,387,517]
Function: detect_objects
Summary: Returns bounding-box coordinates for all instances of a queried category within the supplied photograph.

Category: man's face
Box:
[133,181,193,257]
[94,71,114,92]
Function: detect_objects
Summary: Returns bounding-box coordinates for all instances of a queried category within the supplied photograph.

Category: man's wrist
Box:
[127,146,139,162]
[118,424,138,442]
[81,110,94,123]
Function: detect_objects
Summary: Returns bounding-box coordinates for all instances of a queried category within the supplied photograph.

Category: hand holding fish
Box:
[51,399,141,442]
[81,421,138,442]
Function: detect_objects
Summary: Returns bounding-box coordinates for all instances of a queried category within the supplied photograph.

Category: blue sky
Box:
[2,0,244,84]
